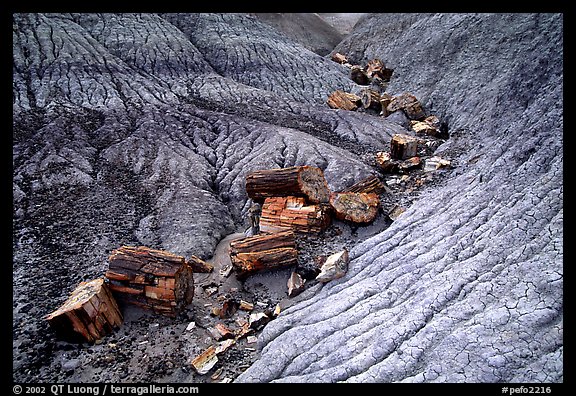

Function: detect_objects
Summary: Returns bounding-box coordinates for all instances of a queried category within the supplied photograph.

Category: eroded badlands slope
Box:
[13,13,562,383]
[238,13,563,383]
[13,13,403,382]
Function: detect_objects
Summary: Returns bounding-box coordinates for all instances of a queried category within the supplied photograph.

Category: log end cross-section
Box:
[246,166,331,204]
[106,246,194,317]
[46,278,123,343]
[329,192,380,224]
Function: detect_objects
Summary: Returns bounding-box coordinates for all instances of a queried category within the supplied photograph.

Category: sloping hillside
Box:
[238,13,563,383]
[13,13,562,383]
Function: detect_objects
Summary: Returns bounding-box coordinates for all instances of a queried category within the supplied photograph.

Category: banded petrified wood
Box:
[259,196,332,234]
[46,278,123,343]
[229,230,298,278]
[326,90,362,110]
[360,88,382,111]
[342,175,386,195]
[246,166,330,204]
[106,246,194,317]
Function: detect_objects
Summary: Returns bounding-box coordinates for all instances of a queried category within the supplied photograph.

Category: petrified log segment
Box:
[246,166,330,204]
[46,278,123,343]
[342,175,385,195]
[326,90,362,110]
[360,88,382,111]
[410,115,444,138]
[350,65,370,85]
[386,92,426,120]
[259,196,331,234]
[106,246,194,317]
[365,58,394,81]
[390,134,419,160]
[329,192,380,224]
[187,255,214,273]
[229,230,298,277]
[375,151,398,173]
[379,92,394,116]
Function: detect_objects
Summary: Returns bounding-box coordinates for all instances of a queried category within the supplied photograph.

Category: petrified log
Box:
[386,92,426,120]
[329,192,380,224]
[46,278,123,343]
[365,58,394,81]
[326,90,362,111]
[360,88,382,111]
[246,166,330,204]
[342,175,386,195]
[390,134,419,160]
[410,115,444,138]
[259,196,331,234]
[229,230,298,277]
[376,151,398,173]
[379,92,394,116]
[187,255,213,273]
[398,156,422,173]
[424,156,451,172]
[106,246,194,317]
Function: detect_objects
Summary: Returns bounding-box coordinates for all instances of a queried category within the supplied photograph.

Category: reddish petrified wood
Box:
[246,166,331,204]
[46,278,123,343]
[229,230,298,278]
[329,192,380,224]
[259,196,331,234]
[106,246,194,317]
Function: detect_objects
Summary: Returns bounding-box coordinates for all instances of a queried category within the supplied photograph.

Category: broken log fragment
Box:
[331,52,348,64]
[106,246,194,317]
[186,255,213,273]
[316,249,349,283]
[360,88,382,111]
[229,230,298,278]
[342,175,386,195]
[398,156,422,173]
[350,65,370,85]
[390,134,419,160]
[365,58,394,81]
[249,312,271,330]
[326,90,362,110]
[246,166,330,204]
[239,300,254,311]
[287,271,306,297]
[379,93,394,117]
[388,204,406,221]
[376,151,399,173]
[329,192,380,224]
[424,156,452,172]
[191,345,218,375]
[259,196,331,234]
[214,323,235,340]
[46,278,123,343]
[386,92,426,120]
